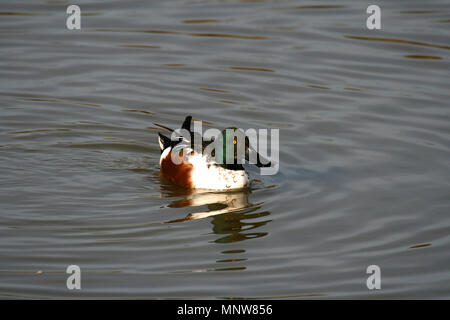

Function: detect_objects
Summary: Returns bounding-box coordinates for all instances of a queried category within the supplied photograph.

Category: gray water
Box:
[1,0,449,299]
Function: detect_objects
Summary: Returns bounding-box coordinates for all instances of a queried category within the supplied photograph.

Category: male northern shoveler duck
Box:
[156,116,271,190]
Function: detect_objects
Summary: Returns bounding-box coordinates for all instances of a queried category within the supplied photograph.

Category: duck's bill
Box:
[245,146,272,168]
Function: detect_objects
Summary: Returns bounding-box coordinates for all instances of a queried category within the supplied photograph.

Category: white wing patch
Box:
[158,135,166,151]
[159,146,171,165]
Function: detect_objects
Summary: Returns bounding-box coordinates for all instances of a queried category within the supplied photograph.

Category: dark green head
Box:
[215,127,270,170]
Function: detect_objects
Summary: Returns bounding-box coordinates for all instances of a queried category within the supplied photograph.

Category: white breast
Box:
[161,144,249,190]
[188,152,249,190]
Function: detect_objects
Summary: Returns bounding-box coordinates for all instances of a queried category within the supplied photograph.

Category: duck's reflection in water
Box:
[164,188,271,273]
[158,178,272,272]
[210,203,271,244]
[159,182,271,244]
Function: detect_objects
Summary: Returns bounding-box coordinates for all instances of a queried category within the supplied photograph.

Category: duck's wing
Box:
[181,115,192,132]
[155,115,195,150]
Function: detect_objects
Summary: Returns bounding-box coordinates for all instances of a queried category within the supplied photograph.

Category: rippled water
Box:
[1,0,449,299]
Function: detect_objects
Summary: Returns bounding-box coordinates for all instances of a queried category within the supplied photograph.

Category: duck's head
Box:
[157,116,272,171]
[215,127,271,170]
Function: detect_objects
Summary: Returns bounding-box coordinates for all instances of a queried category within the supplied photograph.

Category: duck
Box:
[156,116,271,190]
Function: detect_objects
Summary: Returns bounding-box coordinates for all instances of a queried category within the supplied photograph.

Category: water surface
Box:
[1,0,449,299]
